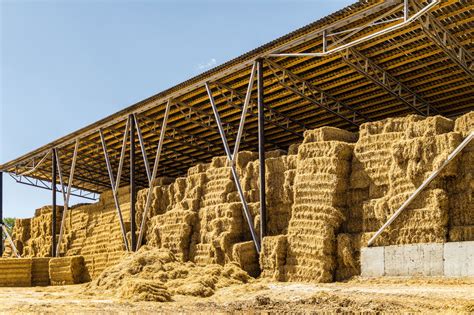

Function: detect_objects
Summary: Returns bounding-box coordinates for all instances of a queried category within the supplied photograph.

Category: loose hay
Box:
[87,246,250,301]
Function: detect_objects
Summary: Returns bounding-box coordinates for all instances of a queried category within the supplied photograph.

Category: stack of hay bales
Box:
[284,127,355,282]
[193,155,250,265]
[2,218,30,257]
[145,165,206,262]
[354,116,460,246]
[49,255,86,285]
[50,187,132,279]
[22,206,62,257]
[449,112,474,241]
[0,258,32,287]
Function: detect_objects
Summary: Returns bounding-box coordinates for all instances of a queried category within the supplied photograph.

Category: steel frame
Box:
[99,119,131,251]
[51,149,57,257]
[257,60,267,241]
[268,0,440,58]
[136,99,172,251]
[205,82,261,253]
[340,47,440,116]
[417,4,473,80]
[55,140,79,256]
[265,58,370,126]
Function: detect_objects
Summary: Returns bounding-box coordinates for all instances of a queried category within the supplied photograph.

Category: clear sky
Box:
[1,0,354,218]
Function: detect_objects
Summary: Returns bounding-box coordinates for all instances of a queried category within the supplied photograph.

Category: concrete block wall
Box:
[361,241,474,277]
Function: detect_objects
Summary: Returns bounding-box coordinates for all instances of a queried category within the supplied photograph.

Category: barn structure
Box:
[0,0,473,284]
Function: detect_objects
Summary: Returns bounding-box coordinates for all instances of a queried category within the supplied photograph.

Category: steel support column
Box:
[205,82,261,253]
[257,59,267,241]
[129,114,137,251]
[51,149,57,257]
[56,140,79,256]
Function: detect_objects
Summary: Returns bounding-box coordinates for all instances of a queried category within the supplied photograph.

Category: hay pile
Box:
[284,127,355,283]
[87,246,250,302]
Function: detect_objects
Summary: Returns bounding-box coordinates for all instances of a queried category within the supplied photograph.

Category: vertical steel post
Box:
[129,114,137,251]
[257,59,267,241]
[0,171,3,256]
[51,149,57,257]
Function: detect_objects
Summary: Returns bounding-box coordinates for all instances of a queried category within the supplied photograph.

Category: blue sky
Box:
[0,0,354,218]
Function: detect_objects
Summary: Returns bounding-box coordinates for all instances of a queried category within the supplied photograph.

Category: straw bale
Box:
[232,241,260,277]
[288,143,300,155]
[392,132,462,183]
[0,258,32,287]
[359,115,424,138]
[298,142,353,160]
[303,127,357,144]
[187,163,209,176]
[32,257,51,286]
[259,235,287,281]
[335,234,358,281]
[404,115,454,139]
[449,226,474,242]
[454,111,474,137]
[49,255,86,285]
[234,151,258,169]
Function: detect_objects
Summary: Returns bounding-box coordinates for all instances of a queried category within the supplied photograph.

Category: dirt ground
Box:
[0,277,472,314]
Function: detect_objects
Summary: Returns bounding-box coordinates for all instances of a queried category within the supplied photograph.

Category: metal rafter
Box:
[418,6,474,80]
[341,47,441,116]
[266,58,370,126]
[213,80,306,139]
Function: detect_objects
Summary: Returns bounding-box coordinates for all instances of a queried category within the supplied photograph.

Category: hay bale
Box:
[454,111,474,137]
[303,127,357,144]
[49,255,86,285]
[259,235,287,281]
[0,258,32,287]
[32,257,50,286]
[232,241,260,277]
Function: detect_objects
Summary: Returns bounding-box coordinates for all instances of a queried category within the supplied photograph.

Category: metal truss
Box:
[341,47,440,116]
[212,80,306,139]
[136,99,171,250]
[205,81,261,253]
[265,58,371,126]
[417,5,474,80]
[8,173,99,200]
[269,0,440,58]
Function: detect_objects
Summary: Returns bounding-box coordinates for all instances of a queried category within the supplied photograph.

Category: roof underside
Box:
[1,0,473,198]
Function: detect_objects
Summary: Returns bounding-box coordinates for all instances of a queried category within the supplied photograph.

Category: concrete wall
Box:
[361,241,474,277]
